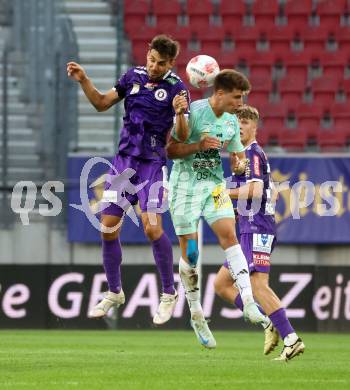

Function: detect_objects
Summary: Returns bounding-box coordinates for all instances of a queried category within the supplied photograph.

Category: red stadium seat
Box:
[331,102,350,118]
[187,0,213,15]
[279,74,307,93]
[200,27,226,55]
[301,26,329,51]
[334,27,350,50]
[311,77,337,102]
[316,0,345,27]
[296,103,321,138]
[156,16,179,33]
[151,0,181,15]
[285,0,314,22]
[266,25,294,52]
[250,67,271,80]
[279,126,308,150]
[124,0,150,15]
[317,0,347,15]
[279,75,308,107]
[188,15,211,34]
[318,126,348,150]
[125,15,147,37]
[249,75,272,93]
[252,0,279,25]
[220,1,246,29]
[253,0,279,16]
[219,1,246,16]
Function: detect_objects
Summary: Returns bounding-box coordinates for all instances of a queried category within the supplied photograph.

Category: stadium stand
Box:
[124,0,350,151]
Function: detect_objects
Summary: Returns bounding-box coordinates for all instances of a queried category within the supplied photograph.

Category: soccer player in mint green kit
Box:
[167,69,265,349]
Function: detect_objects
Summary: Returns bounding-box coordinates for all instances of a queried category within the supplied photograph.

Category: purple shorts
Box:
[224,233,276,274]
[102,153,167,217]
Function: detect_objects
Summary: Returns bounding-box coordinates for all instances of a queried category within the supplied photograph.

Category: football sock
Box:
[179,257,203,316]
[269,308,296,341]
[225,245,254,305]
[152,233,176,295]
[102,238,122,294]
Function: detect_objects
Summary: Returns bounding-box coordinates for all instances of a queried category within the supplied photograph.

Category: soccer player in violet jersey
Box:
[67,35,190,324]
[214,105,305,361]
[167,71,266,349]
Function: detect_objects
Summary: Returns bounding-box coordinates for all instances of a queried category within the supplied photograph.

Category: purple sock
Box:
[102,239,122,294]
[151,233,175,295]
[269,308,295,339]
[234,294,266,315]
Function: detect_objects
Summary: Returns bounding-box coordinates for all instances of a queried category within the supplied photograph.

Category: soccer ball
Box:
[186,55,220,89]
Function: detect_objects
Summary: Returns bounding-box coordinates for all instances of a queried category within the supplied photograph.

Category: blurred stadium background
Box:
[0,0,349,334]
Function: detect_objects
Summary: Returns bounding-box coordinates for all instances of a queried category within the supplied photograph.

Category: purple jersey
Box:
[233,142,276,235]
[114,66,189,162]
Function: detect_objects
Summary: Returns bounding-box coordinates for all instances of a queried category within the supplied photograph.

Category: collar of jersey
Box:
[244,140,258,150]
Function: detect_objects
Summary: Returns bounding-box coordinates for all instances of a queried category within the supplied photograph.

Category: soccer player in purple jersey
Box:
[214,105,305,361]
[67,35,190,324]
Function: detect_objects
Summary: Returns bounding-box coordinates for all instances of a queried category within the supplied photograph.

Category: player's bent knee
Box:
[219,233,238,249]
[144,224,162,241]
[100,215,121,241]
[214,276,225,297]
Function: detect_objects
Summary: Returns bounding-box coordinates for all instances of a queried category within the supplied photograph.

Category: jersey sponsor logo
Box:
[253,155,260,176]
[166,77,179,85]
[155,88,167,101]
[252,233,274,254]
[144,82,158,90]
[130,83,140,95]
[253,252,271,267]
[134,68,147,75]
[211,185,231,210]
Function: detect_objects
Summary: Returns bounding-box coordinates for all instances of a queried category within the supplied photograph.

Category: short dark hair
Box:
[236,105,260,122]
[214,69,251,93]
[149,35,180,60]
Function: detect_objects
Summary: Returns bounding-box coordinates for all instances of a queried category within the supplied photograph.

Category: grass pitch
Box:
[0,330,349,390]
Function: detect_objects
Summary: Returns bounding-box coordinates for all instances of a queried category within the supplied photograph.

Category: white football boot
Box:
[88,290,125,319]
[153,293,178,325]
[243,302,266,325]
[190,313,216,349]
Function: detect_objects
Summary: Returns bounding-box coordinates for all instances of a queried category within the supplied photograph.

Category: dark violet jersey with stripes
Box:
[233,141,276,235]
[114,66,189,162]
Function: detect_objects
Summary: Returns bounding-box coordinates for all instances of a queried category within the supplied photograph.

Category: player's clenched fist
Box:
[67,62,88,83]
[172,93,188,114]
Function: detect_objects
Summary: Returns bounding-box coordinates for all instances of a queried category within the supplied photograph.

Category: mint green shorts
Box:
[169,184,235,236]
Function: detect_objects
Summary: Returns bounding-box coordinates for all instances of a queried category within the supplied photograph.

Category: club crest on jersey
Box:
[144,82,158,90]
[130,83,140,95]
[224,121,235,137]
[155,88,167,101]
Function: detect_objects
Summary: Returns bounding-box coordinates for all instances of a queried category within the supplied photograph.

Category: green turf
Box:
[0,330,349,390]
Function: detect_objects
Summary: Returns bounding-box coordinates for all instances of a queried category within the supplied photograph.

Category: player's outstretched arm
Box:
[166,136,221,159]
[172,94,189,142]
[67,61,121,112]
